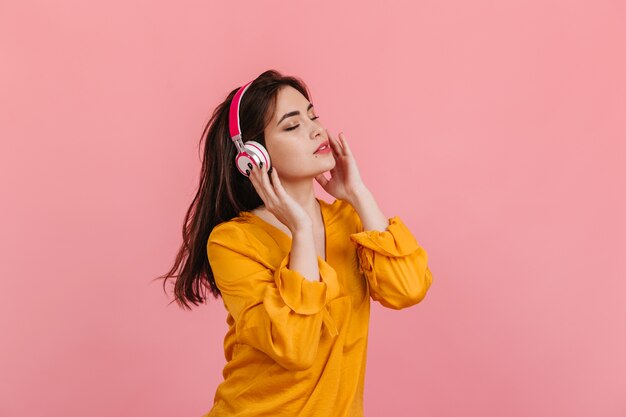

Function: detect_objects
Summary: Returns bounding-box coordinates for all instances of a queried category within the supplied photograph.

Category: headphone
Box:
[228,79,271,177]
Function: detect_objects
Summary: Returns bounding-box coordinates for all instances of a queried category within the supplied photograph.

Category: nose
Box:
[310,124,324,140]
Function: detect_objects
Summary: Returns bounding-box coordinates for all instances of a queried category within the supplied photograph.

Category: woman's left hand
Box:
[314,130,368,203]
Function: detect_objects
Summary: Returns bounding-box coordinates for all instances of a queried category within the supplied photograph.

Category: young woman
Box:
[157,69,434,416]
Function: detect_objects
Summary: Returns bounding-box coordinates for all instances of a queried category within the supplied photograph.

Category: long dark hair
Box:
[154,69,312,310]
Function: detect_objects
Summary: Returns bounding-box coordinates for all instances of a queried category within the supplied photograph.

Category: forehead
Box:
[273,86,310,116]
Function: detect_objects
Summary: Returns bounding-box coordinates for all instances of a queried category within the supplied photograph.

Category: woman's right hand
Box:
[247,162,312,233]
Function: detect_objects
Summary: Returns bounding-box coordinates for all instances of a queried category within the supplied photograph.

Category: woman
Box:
[157,69,434,416]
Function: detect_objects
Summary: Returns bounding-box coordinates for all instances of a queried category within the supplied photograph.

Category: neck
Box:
[259,178,321,221]
[284,178,318,213]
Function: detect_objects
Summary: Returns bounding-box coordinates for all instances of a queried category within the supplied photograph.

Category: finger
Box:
[259,163,279,206]
[267,168,286,207]
[329,135,342,156]
[327,131,337,154]
[270,167,288,199]
[251,161,275,203]
[247,164,269,203]
[325,130,341,155]
[314,173,329,187]
[338,132,352,156]
[329,131,345,156]
[248,177,268,207]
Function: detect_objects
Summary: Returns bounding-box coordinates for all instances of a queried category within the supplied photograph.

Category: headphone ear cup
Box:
[235,152,256,177]
[243,141,271,170]
[234,141,271,177]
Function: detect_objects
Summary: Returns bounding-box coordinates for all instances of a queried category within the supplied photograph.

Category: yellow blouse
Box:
[202,197,433,417]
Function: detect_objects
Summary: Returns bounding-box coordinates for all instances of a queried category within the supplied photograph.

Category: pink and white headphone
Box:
[228,79,271,177]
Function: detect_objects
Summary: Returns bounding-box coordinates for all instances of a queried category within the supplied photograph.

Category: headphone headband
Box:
[228,79,254,146]
[227,77,271,177]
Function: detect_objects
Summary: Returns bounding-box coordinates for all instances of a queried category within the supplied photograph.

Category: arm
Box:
[346,189,434,309]
[348,187,391,233]
[315,130,433,308]
[207,223,340,371]
[289,224,322,282]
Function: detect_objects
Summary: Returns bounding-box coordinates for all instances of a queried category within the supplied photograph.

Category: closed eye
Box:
[285,116,320,131]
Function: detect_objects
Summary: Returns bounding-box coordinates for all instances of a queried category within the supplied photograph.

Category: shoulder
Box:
[207,215,281,268]
[323,198,361,233]
[208,216,254,248]
[208,214,274,253]
[324,197,354,214]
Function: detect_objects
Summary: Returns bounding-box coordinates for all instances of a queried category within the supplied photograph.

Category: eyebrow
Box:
[276,103,314,126]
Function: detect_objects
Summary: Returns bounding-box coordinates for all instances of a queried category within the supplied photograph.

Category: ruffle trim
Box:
[273,252,341,316]
[349,216,420,257]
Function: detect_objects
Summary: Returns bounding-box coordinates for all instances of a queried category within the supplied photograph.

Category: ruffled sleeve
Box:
[207,222,341,371]
[349,214,433,309]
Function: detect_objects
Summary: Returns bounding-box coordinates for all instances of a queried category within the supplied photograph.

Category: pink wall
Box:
[1,0,624,416]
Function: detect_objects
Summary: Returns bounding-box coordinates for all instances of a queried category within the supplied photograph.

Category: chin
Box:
[316,157,336,172]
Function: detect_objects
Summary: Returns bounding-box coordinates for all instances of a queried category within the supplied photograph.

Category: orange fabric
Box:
[203,198,433,416]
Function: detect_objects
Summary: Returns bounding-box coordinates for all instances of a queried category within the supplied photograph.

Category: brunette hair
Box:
[154,69,312,310]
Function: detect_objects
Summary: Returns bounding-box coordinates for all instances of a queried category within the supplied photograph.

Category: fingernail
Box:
[247,162,252,169]
[245,169,250,175]
[260,162,263,168]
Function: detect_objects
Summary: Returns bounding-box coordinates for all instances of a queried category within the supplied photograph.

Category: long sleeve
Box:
[349,214,433,310]
[207,222,341,372]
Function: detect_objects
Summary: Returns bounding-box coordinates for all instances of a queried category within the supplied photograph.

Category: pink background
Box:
[1,0,624,416]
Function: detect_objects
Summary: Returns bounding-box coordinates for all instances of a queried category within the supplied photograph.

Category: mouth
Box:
[314,140,330,154]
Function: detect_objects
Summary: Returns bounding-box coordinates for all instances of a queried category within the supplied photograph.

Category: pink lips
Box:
[314,140,330,154]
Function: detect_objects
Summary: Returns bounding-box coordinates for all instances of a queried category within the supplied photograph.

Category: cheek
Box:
[271,142,315,170]
[281,143,309,163]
